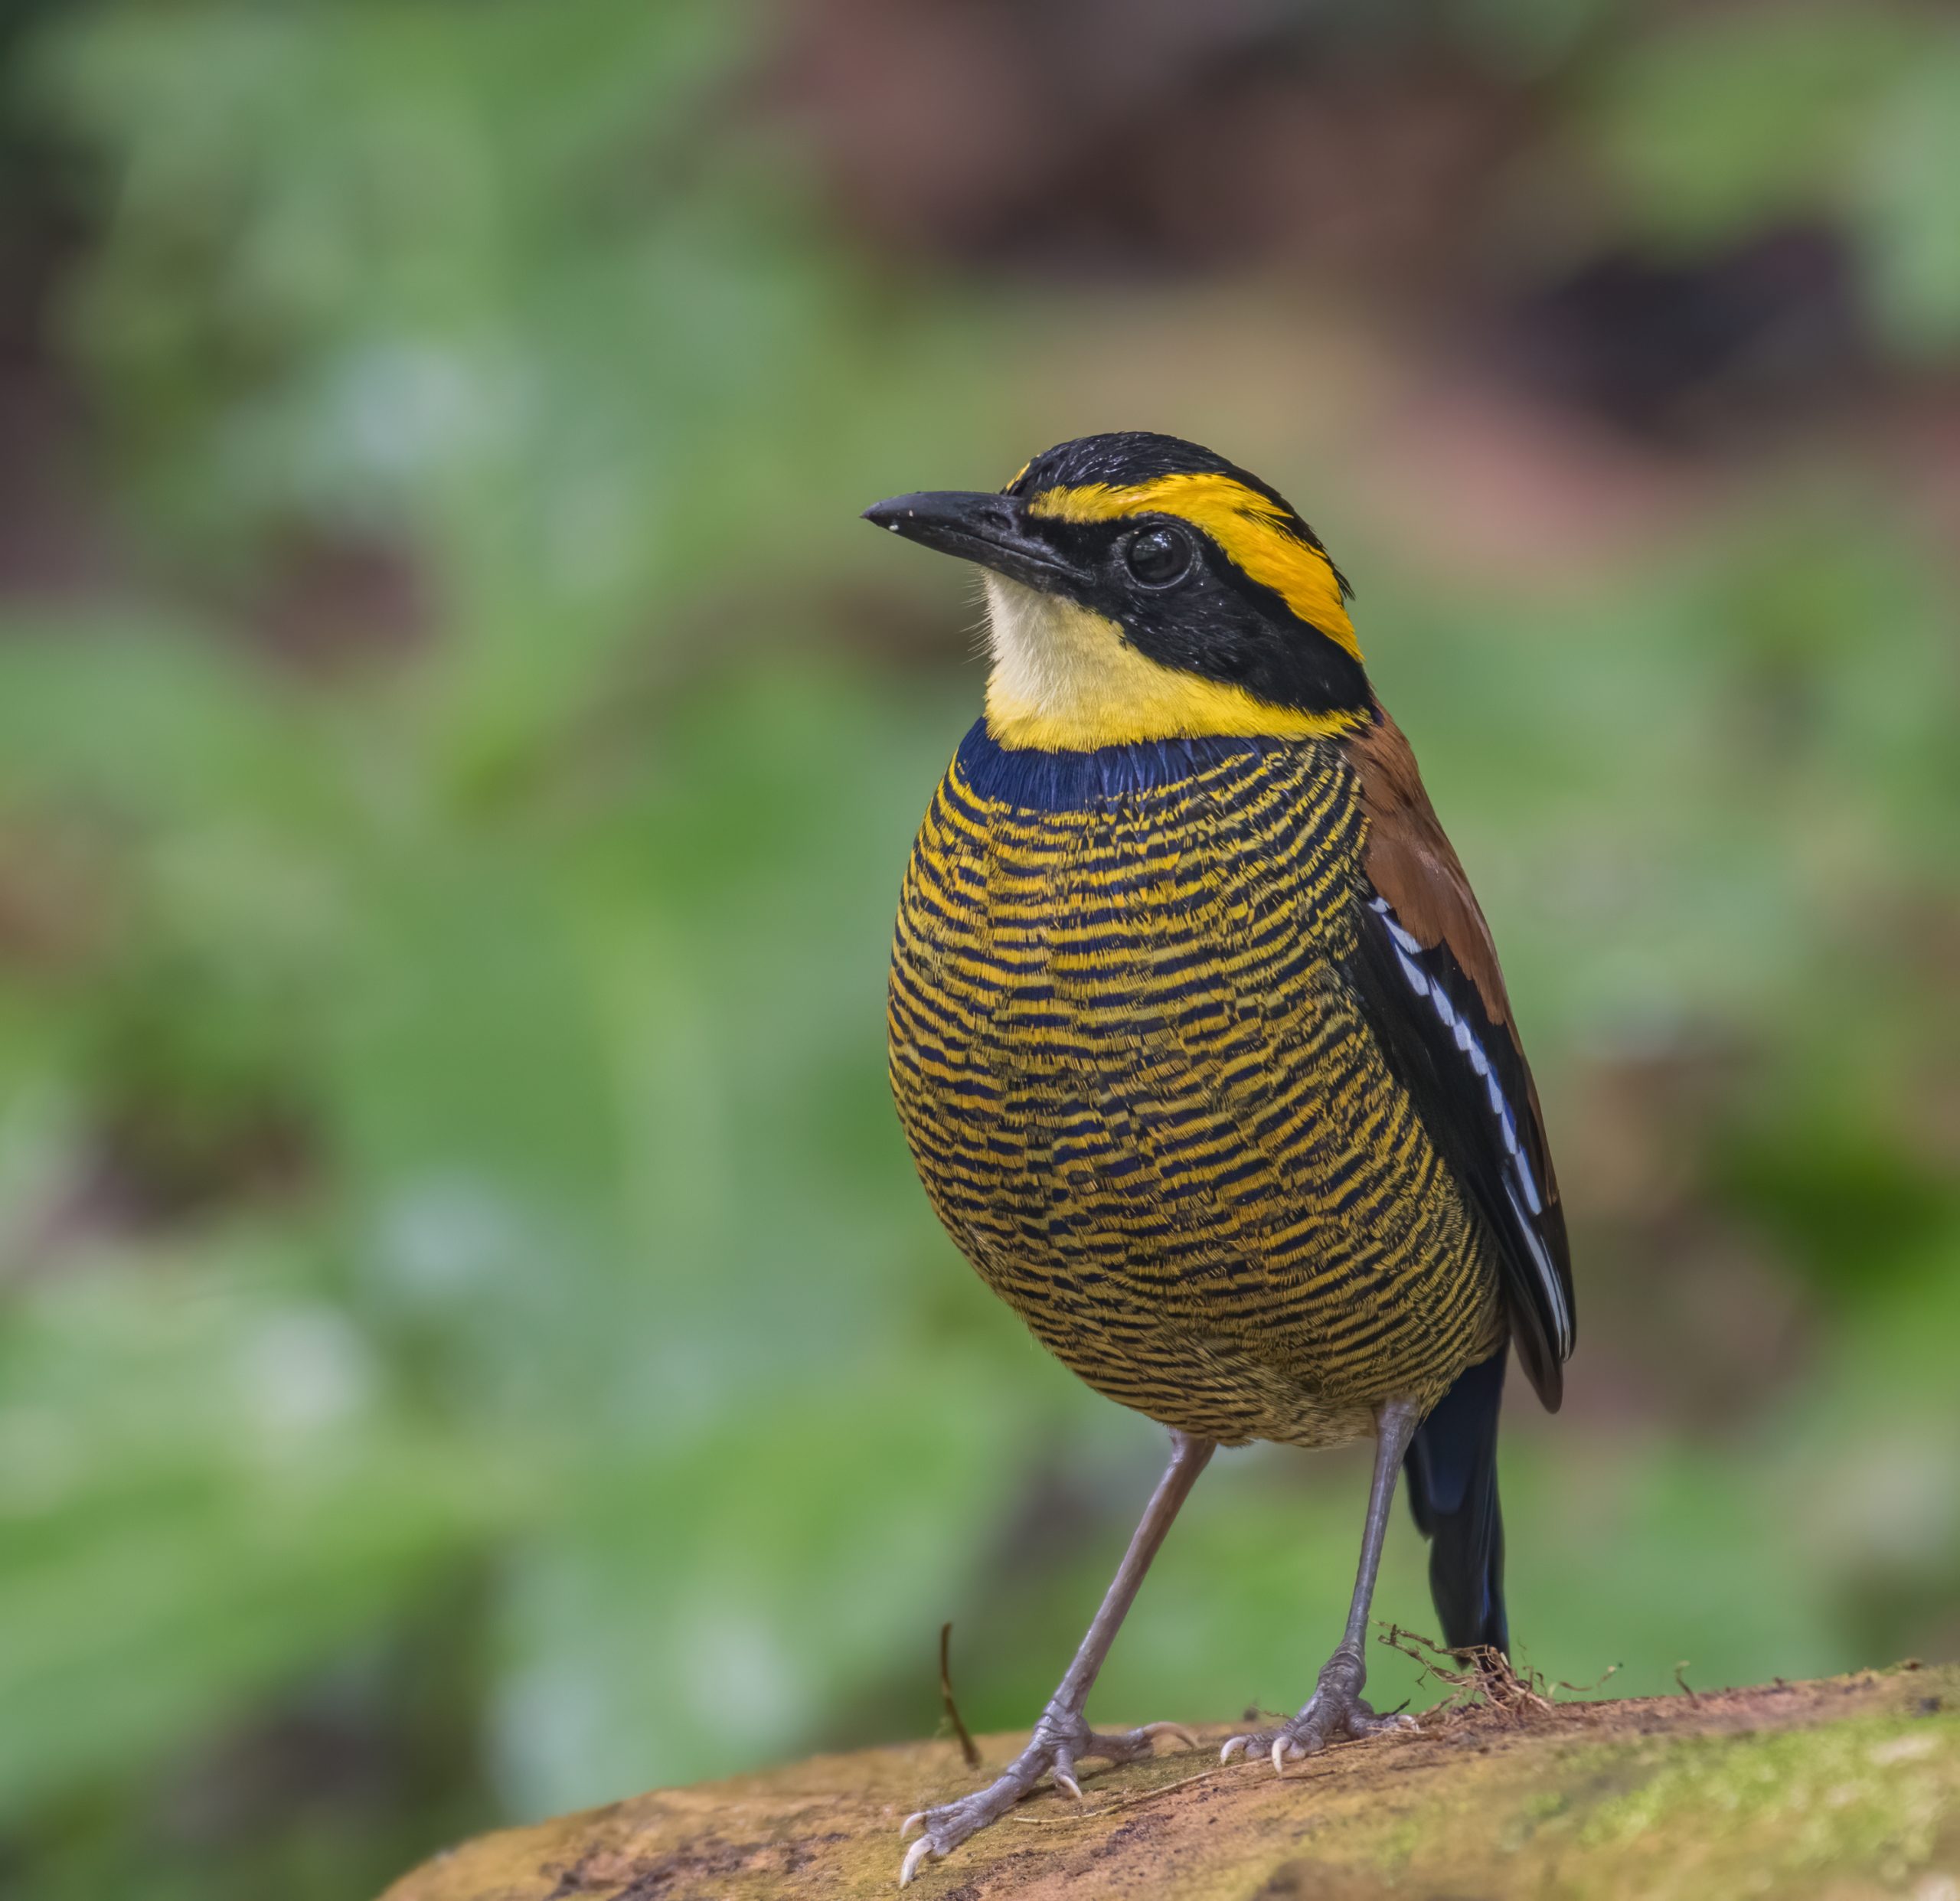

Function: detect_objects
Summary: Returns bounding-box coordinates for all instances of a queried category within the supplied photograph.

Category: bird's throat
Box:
[981,573,1364,752]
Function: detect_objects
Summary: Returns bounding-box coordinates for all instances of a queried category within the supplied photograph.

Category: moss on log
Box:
[383,1665,1957,1900]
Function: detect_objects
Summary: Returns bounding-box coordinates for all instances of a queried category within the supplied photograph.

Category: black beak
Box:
[862,490,1085,592]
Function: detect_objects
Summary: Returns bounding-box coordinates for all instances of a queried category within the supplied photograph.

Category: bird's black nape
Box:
[1403,1348,1509,1657]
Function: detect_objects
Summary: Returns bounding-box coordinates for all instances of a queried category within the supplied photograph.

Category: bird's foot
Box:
[898,1709,1194,1885]
[1220,1651,1416,1775]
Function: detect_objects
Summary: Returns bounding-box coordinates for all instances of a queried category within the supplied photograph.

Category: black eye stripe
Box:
[1000,478,1373,722]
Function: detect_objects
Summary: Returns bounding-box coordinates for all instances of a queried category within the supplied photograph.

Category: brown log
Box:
[382,1665,1958,1900]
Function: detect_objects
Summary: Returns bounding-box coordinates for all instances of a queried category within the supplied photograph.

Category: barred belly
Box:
[887,723,1502,1449]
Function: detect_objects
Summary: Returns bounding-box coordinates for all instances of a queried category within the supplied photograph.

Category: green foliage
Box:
[1854,44,1960,357]
[0,1229,512,1817]
[1587,9,1921,247]
[0,3,1956,1899]
[1585,6,1960,351]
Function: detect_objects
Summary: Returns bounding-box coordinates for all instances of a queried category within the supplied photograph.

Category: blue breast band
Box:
[953,720,1276,812]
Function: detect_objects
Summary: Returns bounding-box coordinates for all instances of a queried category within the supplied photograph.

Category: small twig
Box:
[1004,1763,1228,1827]
[1377,1623,1557,1720]
[1011,1704,1434,1834]
[1674,1661,1698,1704]
[1555,1662,1621,1696]
[939,1623,982,1769]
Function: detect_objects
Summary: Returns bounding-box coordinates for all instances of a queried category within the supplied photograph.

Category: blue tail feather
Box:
[1403,1347,1509,1656]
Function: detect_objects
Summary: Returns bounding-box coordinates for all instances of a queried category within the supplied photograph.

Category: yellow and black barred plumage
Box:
[868,432,1575,1882]
[890,729,1502,1449]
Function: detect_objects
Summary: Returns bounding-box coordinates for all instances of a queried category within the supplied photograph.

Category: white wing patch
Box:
[1370,896,1571,1355]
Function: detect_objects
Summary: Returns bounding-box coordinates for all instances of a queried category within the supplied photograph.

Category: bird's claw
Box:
[1220,1667,1416,1775]
[895,1710,1194,1883]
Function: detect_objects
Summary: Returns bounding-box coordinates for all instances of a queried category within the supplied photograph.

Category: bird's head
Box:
[865,431,1368,751]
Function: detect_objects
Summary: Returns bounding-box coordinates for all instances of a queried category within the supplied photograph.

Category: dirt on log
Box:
[383,1664,1957,1901]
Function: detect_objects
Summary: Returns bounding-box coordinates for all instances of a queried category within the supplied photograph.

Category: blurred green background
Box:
[1,2,1957,1896]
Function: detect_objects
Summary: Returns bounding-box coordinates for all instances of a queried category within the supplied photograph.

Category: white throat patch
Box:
[982,573,1131,731]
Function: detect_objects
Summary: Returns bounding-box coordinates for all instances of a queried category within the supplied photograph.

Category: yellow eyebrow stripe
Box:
[1027,472,1361,661]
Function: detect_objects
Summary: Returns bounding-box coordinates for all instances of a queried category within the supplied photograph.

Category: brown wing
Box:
[1344,707,1575,1409]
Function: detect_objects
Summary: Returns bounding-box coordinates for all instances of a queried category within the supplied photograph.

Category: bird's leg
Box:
[1222,1397,1423,1772]
[899,1430,1215,1886]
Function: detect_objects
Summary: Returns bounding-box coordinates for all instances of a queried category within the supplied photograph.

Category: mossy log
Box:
[383,1665,1957,1900]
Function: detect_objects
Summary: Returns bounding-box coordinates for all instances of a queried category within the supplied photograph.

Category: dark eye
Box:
[1125,524,1194,588]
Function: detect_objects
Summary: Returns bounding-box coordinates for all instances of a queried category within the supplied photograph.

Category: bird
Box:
[867,432,1573,1886]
